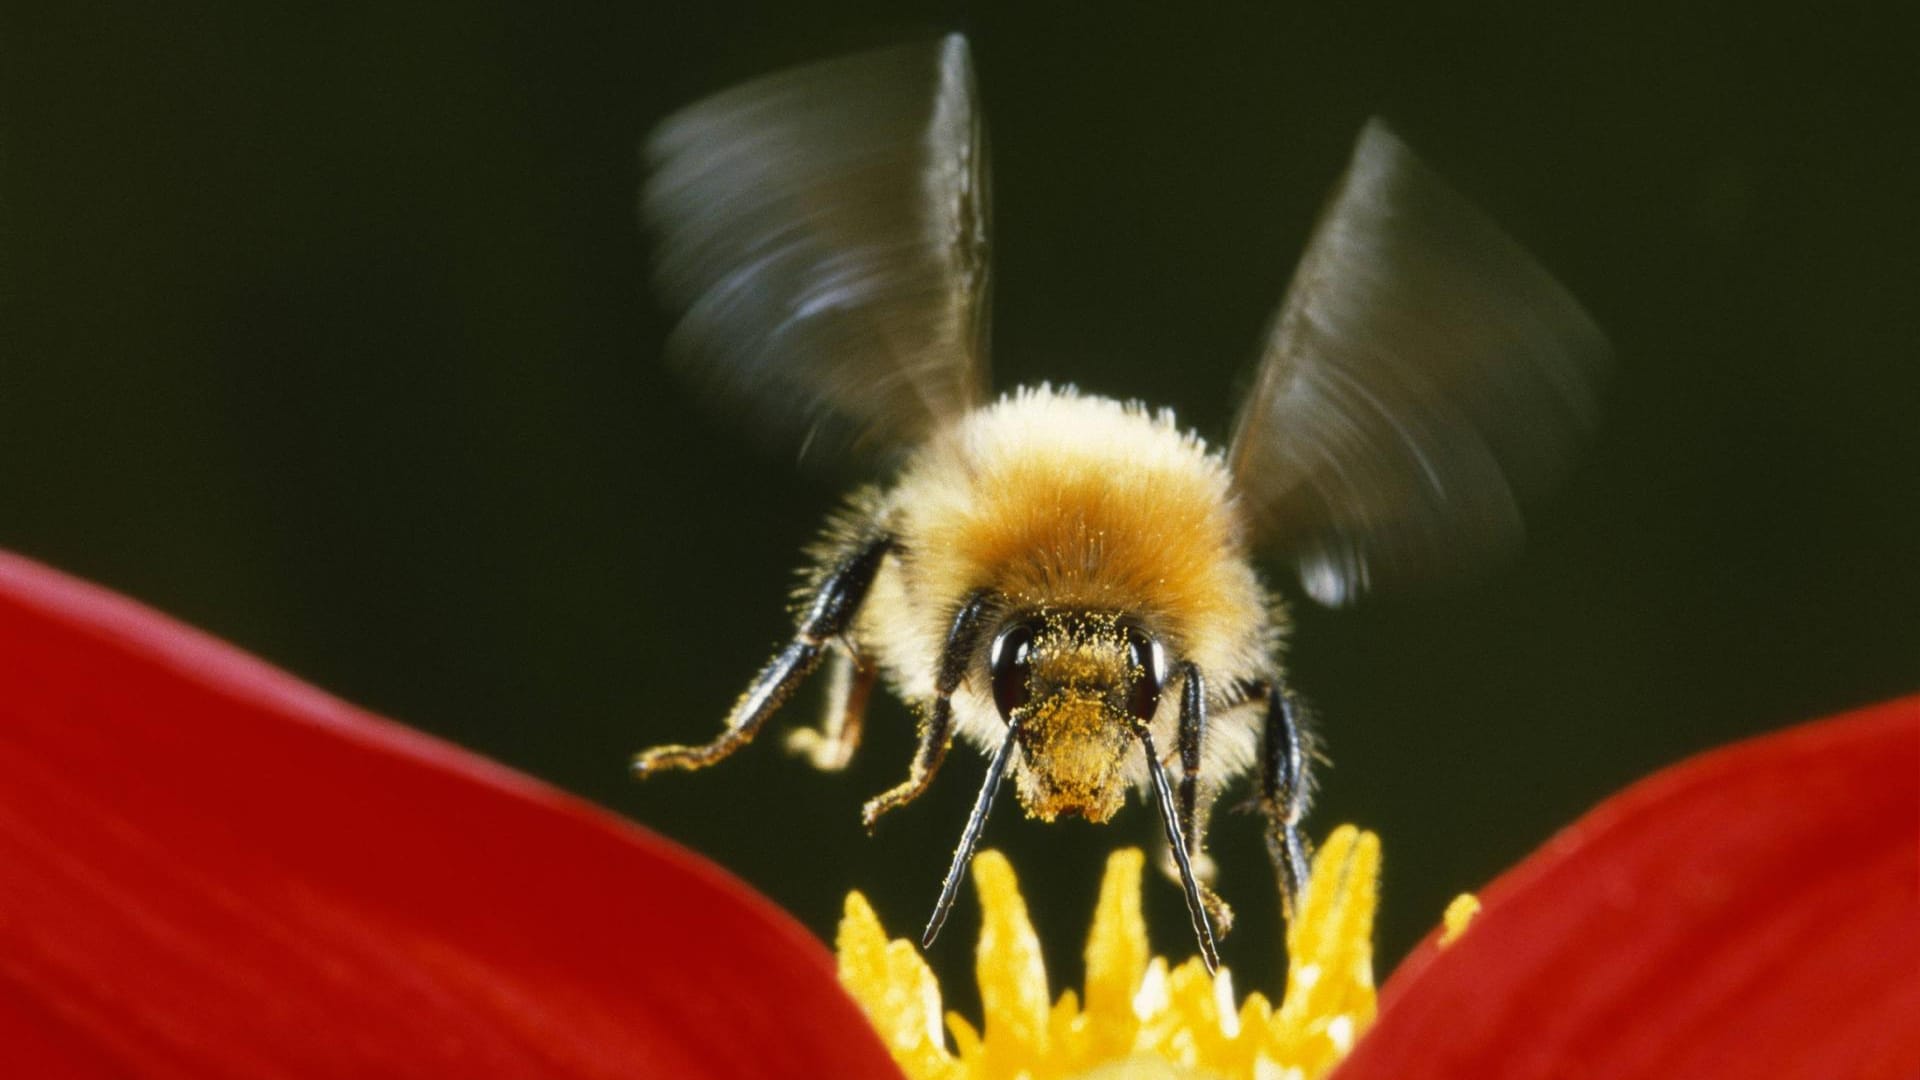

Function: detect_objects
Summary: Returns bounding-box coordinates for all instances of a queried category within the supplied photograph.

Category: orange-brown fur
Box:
[843,385,1285,809]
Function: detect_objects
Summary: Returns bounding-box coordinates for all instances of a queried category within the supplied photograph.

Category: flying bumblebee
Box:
[632,35,1607,970]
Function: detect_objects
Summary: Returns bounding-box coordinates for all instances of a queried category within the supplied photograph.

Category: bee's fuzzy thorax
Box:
[854,385,1280,783]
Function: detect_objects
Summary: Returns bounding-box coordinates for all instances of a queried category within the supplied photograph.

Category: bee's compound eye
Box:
[1124,627,1166,723]
[989,622,1037,719]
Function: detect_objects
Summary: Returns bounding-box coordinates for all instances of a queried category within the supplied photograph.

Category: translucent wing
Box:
[1229,120,1610,606]
[643,35,990,459]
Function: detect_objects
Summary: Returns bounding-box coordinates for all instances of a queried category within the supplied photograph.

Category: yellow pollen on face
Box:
[835,826,1386,1080]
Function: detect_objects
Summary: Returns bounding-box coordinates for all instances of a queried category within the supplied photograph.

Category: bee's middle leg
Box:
[861,588,997,831]
[632,535,891,777]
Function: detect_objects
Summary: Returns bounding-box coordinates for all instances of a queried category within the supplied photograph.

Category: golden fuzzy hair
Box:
[847,385,1283,789]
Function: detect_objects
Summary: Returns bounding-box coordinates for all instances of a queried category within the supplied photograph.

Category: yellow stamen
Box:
[837,826,1385,1079]
[1440,893,1481,947]
[972,850,1053,1070]
[835,892,956,1079]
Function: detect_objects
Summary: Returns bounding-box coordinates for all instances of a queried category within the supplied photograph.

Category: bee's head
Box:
[988,611,1166,823]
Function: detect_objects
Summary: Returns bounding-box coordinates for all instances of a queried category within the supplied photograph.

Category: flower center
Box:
[836,826,1384,1079]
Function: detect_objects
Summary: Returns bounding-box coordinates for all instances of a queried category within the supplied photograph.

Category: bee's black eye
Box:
[989,621,1036,719]
[1124,626,1166,723]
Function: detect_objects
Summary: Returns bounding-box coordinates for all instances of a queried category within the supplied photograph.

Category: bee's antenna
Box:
[1137,724,1222,973]
[921,719,1020,949]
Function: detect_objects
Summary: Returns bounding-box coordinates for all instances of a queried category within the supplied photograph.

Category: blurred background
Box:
[4,2,1916,1001]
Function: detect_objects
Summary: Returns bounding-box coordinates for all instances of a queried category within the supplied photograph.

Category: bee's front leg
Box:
[861,587,996,831]
[632,535,892,777]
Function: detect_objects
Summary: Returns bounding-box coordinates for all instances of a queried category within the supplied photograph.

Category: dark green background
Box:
[5,2,1915,999]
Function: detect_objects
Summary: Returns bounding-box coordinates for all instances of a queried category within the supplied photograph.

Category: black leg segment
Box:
[861,587,998,830]
[632,534,892,777]
[1137,721,1221,973]
[1175,661,1206,854]
[1259,679,1313,921]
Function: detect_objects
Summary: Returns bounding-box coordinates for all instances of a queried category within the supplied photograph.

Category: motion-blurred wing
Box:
[644,35,990,459]
[1229,120,1610,606]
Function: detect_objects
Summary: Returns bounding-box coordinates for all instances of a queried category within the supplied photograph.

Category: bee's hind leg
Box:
[1258,679,1315,922]
[786,649,876,772]
[861,588,997,831]
[632,535,892,778]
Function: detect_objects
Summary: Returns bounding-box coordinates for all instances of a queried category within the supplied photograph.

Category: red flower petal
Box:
[1336,695,1920,1080]
[0,552,902,1079]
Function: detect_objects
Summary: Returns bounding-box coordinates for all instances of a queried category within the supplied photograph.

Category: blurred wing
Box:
[1229,120,1610,606]
[643,35,990,460]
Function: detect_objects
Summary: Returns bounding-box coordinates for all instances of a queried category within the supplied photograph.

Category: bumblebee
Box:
[632,35,1607,970]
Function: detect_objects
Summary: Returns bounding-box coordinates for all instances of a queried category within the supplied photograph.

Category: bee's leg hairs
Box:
[861,587,996,829]
[1259,680,1314,923]
[632,535,892,777]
